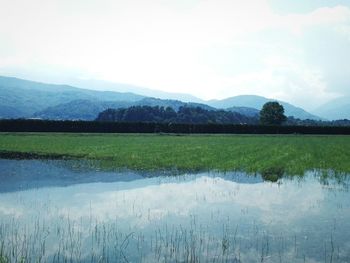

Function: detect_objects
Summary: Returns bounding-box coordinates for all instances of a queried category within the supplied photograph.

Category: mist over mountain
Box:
[208,95,268,109]
[64,78,205,103]
[312,96,350,120]
[208,95,322,120]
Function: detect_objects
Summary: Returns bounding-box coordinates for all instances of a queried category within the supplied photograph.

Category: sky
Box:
[0,0,350,110]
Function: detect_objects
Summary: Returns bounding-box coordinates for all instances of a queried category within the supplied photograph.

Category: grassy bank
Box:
[0,133,349,175]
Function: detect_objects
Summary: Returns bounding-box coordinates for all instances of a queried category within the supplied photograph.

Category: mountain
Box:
[64,78,205,103]
[33,100,133,120]
[136,97,214,111]
[226,106,260,117]
[207,95,321,120]
[313,96,350,120]
[208,95,267,109]
[0,76,144,119]
[0,75,321,121]
[33,98,216,120]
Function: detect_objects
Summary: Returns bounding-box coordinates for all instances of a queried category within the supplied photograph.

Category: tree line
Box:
[1,102,350,134]
[96,105,259,125]
[96,103,350,127]
[1,119,350,134]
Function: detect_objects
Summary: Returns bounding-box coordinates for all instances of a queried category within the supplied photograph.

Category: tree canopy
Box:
[96,105,259,124]
[260,102,287,125]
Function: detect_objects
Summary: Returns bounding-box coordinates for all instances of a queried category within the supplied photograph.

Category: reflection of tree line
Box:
[1,118,350,134]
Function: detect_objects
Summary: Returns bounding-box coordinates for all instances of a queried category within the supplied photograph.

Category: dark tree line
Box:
[1,103,350,134]
[1,119,350,135]
[286,117,350,127]
[96,105,259,124]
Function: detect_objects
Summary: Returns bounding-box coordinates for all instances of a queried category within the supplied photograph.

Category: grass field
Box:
[0,133,349,175]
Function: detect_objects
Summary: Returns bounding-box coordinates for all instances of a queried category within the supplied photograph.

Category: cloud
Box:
[214,54,340,109]
[0,0,349,107]
[0,175,325,228]
[278,5,350,35]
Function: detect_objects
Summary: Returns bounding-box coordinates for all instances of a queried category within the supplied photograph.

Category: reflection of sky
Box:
[0,168,350,262]
[0,175,325,225]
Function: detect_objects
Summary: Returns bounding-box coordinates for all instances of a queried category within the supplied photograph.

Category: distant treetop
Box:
[260,102,287,125]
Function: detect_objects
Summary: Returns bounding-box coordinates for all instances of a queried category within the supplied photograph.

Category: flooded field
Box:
[0,159,350,262]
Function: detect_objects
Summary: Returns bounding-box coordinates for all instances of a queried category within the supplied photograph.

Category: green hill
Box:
[0,76,144,118]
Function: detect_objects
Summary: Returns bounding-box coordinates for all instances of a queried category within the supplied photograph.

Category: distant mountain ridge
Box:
[226,106,260,117]
[312,96,350,120]
[64,78,205,103]
[0,76,144,118]
[0,75,324,121]
[33,100,133,120]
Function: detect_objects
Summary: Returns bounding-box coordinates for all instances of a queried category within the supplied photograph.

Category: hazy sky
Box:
[1,0,350,109]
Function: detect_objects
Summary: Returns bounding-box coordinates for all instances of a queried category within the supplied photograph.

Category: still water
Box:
[0,159,349,262]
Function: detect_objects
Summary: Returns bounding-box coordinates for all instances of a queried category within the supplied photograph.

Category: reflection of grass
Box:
[0,133,349,175]
[0,253,8,263]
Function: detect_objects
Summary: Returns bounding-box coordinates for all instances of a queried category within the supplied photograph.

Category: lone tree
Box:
[260,101,287,125]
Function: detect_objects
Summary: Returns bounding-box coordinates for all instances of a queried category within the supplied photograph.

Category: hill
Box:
[313,96,350,120]
[226,106,260,117]
[0,76,144,119]
[33,100,133,120]
[0,75,323,121]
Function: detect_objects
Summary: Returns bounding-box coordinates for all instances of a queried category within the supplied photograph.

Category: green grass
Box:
[0,133,349,175]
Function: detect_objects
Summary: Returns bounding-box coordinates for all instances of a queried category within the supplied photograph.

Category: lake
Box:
[0,159,349,262]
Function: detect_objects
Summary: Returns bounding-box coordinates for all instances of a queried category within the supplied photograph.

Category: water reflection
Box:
[0,159,264,193]
[0,159,144,192]
[0,159,349,262]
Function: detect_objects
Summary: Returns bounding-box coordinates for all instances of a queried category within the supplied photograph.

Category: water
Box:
[0,159,350,262]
